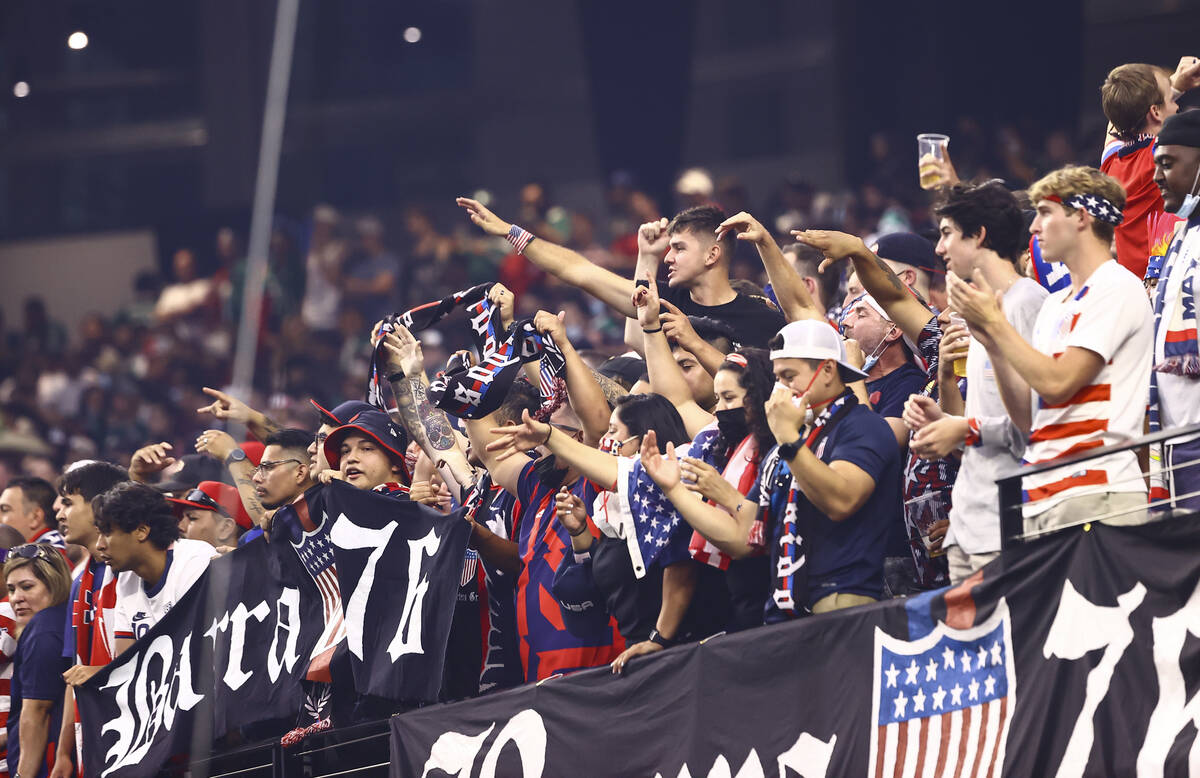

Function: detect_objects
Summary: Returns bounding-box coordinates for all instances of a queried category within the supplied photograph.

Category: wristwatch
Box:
[776,437,802,461]
[648,629,677,648]
[225,449,247,466]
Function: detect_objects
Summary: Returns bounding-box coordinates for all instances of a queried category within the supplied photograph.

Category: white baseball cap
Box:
[770,320,869,382]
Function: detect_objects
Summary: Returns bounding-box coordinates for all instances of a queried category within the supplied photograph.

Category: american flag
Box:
[870,599,1015,777]
[288,508,346,682]
[592,457,687,577]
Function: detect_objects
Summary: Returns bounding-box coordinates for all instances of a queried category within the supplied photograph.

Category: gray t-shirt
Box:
[945,276,1047,553]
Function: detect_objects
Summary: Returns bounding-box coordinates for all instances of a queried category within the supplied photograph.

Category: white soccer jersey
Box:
[1022,261,1153,516]
[113,539,218,642]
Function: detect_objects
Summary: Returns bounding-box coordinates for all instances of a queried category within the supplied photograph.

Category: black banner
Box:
[75,536,323,777]
[76,482,471,778]
[390,514,1200,777]
[323,481,473,701]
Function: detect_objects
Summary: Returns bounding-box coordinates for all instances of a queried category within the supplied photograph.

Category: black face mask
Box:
[715,407,750,445]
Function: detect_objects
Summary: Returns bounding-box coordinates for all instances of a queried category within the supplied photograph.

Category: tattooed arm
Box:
[195,430,268,527]
[381,324,476,499]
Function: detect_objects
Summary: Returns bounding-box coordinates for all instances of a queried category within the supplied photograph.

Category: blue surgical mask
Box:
[861,324,897,374]
[1174,165,1200,220]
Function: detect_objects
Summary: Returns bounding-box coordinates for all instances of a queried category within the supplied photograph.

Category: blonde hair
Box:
[4,546,73,607]
[1028,166,1127,244]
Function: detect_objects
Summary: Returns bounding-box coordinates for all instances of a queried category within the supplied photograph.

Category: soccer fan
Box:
[52,461,127,778]
[791,229,953,593]
[904,181,1048,582]
[634,273,777,630]
[310,399,375,477]
[0,478,66,549]
[1099,56,1200,279]
[950,166,1153,531]
[1148,110,1200,511]
[468,393,625,682]
[4,544,73,778]
[252,429,318,513]
[193,430,268,537]
[90,483,218,655]
[0,524,24,778]
[322,410,411,494]
[456,197,784,348]
[167,481,254,550]
[486,394,702,672]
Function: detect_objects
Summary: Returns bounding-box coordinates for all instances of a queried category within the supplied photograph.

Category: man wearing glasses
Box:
[253,429,317,519]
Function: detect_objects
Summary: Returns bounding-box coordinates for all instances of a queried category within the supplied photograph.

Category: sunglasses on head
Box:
[185,489,231,518]
[0,543,55,564]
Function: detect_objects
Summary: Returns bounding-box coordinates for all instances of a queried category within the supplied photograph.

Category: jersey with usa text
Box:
[112,539,217,642]
[1023,261,1152,515]
[514,460,624,682]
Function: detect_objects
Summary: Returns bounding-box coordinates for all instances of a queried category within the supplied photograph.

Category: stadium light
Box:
[403,27,421,43]
[12,81,30,98]
[68,31,89,50]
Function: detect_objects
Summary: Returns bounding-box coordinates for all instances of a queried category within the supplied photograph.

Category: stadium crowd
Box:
[0,54,1198,777]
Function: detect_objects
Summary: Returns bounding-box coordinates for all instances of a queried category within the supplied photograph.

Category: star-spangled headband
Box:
[1046,193,1124,226]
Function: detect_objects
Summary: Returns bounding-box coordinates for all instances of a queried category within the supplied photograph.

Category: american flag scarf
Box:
[592,455,692,578]
[73,561,117,665]
[754,391,857,618]
[1149,219,1200,433]
[689,432,761,571]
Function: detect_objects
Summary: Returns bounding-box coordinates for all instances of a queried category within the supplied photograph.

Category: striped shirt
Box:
[1022,261,1153,515]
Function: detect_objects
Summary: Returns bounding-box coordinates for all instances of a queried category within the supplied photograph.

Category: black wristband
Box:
[648,628,677,648]
[642,326,663,334]
[777,438,802,461]
[568,523,590,537]
[387,369,406,383]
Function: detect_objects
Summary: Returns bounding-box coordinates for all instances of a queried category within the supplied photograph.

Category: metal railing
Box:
[997,422,1200,549]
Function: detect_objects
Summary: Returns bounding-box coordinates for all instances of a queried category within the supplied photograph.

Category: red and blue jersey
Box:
[514,461,624,682]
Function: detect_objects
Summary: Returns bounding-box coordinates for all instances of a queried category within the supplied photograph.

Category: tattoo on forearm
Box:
[233,475,266,519]
[872,254,907,296]
[411,379,456,450]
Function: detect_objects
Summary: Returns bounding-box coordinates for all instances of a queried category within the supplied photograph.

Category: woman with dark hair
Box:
[4,544,72,778]
[487,392,715,671]
[633,274,778,631]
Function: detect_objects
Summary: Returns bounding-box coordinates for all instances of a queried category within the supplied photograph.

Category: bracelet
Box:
[541,425,553,446]
[387,369,406,383]
[642,326,663,334]
[506,224,535,255]
[568,523,590,537]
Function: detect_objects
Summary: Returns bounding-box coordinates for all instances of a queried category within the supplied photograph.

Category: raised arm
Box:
[624,218,673,356]
[195,430,268,527]
[486,410,619,491]
[533,310,611,445]
[718,211,825,323]
[634,275,715,439]
[197,386,283,442]
[639,432,756,558]
[457,197,637,317]
[379,324,476,499]
[793,230,933,342]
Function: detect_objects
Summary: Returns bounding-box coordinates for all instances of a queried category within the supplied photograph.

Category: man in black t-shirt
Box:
[456,198,784,348]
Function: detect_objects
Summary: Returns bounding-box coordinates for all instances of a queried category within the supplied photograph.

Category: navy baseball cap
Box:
[323,409,410,482]
[871,232,943,276]
[311,399,375,428]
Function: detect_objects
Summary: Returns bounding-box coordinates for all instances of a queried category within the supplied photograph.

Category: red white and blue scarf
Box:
[1149,218,1200,433]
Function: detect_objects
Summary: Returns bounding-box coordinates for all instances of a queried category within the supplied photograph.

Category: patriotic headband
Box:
[1047,193,1124,226]
[723,353,748,368]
